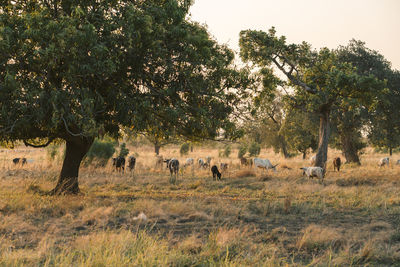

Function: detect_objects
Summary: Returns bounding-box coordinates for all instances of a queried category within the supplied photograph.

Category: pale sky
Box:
[189,0,400,69]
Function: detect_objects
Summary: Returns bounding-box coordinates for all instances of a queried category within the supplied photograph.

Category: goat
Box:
[253,158,278,172]
[300,167,325,180]
[164,158,179,177]
[128,156,136,171]
[378,157,389,167]
[211,165,221,180]
[12,158,27,166]
[113,156,125,173]
[333,157,341,172]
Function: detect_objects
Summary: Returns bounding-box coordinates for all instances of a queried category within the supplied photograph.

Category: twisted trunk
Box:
[51,136,94,195]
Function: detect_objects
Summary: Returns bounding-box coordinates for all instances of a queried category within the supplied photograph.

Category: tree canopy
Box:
[0,0,249,194]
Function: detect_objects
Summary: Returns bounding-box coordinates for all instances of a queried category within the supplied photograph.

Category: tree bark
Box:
[154,144,160,155]
[340,132,361,164]
[390,146,393,156]
[315,109,330,168]
[278,135,289,158]
[51,136,94,195]
[302,150,307,159]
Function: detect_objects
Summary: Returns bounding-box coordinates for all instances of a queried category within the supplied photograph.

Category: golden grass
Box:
[1,144,400,266]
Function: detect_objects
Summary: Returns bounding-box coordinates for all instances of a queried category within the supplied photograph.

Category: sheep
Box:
[253,158,278,172]
[333,157,341,172]
[211,165,221,180]
[378,157,389,167]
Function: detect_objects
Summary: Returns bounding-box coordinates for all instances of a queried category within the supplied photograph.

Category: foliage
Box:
[239,27,383,166]
[86,139,116,166]
[0,0,250,193]
[248,142,261,157]
[238,143,247,158]
[180,142,190,156]
[281,108,319,158]
[118,143,129,158]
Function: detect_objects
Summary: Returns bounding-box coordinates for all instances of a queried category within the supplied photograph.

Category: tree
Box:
[0,1,248,194]
[331,40,392,163]
[368,69,400,155]
[239,28,381,167]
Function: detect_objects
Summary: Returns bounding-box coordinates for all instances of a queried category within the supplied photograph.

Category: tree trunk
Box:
[315,109,330,168]
[51,136,94,195]
[302,150,307,159]
[154,144,160,155]
[390,146,393,156]
[278,135,289,158]
[340,132,361,164]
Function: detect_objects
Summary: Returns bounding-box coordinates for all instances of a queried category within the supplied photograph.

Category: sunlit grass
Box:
[1,144,400,266]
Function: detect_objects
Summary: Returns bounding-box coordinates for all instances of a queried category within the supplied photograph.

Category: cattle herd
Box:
[9,153,398,183]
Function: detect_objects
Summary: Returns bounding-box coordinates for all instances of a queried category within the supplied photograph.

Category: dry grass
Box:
[1,144,400,266]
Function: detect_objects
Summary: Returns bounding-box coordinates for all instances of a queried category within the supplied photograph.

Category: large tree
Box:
[239,28,381,167]
[0,0,248,194]
[330,40,393,163]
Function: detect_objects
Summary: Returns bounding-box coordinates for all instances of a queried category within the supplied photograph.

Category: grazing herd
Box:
[8,152,399,184]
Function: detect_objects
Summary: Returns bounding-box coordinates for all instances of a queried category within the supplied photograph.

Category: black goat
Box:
[211,165,221,180]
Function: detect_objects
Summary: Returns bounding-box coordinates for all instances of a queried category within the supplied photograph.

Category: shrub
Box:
[119,143,129,158]
[238,144,247,158]
[86,139,116,166]
[180,142,190,156]
[248,142,261,157]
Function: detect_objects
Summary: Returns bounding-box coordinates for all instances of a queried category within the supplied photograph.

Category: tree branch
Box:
[23,138,54,148]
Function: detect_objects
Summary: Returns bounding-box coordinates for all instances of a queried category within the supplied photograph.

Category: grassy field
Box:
[1,144,400,266]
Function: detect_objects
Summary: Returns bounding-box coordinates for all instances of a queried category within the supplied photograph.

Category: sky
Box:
[189,0,400,69]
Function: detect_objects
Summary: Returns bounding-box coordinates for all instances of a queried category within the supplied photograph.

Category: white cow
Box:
[300,167,325,180]
[253,158,278,172]
[378,157,390,167]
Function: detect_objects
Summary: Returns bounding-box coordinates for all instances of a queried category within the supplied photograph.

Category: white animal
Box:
[310,155,316,165]
[184,158,194,167]
[253,158,278,172]
[396,159,400,165]
[205,156,212,165]
[198,158,208,169]
[300,167,325,180]
[378,157,390,167]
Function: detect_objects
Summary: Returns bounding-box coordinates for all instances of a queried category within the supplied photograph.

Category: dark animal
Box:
[165,159,179,176]
[211,165,221,180]
[333,157,341,172]
[113,156,125,173]
[128,156,136,171]
[13,158,27,165]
